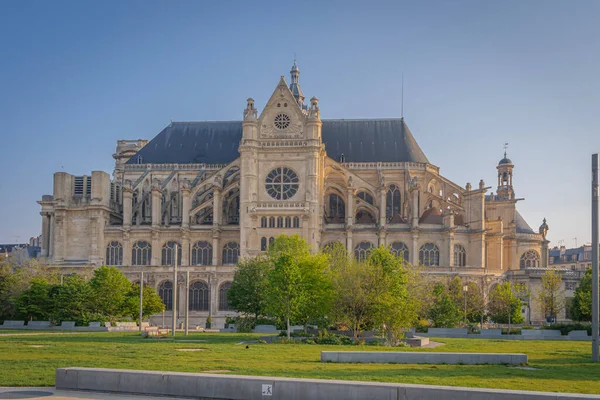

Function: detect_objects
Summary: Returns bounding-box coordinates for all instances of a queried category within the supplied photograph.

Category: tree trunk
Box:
[286,317,291,340]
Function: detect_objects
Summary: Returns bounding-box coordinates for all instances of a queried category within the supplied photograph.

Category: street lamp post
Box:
[463,284,469,326]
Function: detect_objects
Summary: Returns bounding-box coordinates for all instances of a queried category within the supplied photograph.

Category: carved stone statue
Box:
[539,218,549,239]
[347,176,353,187]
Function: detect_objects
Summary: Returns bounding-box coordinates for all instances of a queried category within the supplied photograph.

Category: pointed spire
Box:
[289,57,305,105]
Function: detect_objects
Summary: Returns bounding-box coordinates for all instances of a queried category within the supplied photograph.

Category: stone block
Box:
[522,330,545,337]
[88,322,101,328]
[253,324,278,333]
[320,351,527,365]
[541,330,562,337]
[427,328,468,336]
[568,330,589,337]
[27,321,51,328]
[404,337,429,347]
[2,320,25,327]
[60,321,76,328]
[480,329,503,336]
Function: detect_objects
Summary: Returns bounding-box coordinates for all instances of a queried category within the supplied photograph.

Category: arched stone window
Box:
[354,241,374,261]
[158,281,173,311]
[222,242,240,265]
[293,216,300,228]
[386,184,401,221]
[191,241,212,266]
[131,241,151,266]
[520,250,540,269]
[189,281,210,311]
[454,244,467,267]
[269,237,275,246]
[161,241,182,266]
[105,241,123,266]
[419,243,440,266]
[269,217,275,228]
[261,217,267,228]
[357,191,374,205]
[327,193,345,223]
[218,282,233,311]
[390,241,409,261]
[285,217,291,228]
[277,217,283,228]
[355,209,376,224]
[261,237,267,251]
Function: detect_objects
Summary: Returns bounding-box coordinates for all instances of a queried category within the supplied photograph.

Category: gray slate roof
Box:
[515,211,535,234]
[127,118,429,165]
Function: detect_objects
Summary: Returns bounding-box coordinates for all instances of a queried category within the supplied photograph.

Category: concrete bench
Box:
[55,367,600,400]
[115,322,137,328]
[428,328,468,336]
[88,322,102,328]
[480,329,503,336]
[568,330,590,337]
[60,321,76,328]
[27,321,51,328]
[1,320,25,327]
[253,324,278,333]
[321,351,527,365]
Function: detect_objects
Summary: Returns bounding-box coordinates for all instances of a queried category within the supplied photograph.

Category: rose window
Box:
[274,113,291,130]
[265,167,299,200]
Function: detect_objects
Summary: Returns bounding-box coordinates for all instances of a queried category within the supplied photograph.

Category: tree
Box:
[123,284,165,322]
[571,268,593,321]
[14,278,53,321]
[536,269,565,322]
[89,266,132,320]
[488,282,527,330]
[228,255,270,323]
[446,277,486,324]
[48,274,93,325]
[0,263,16,320]
[295,251,334,331]
[428,283,462,328]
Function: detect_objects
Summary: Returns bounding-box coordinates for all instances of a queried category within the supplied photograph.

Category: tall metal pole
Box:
[172,244,178,337]
[139,271,144,333]
[185,270,189,336]
[592,153,599,362]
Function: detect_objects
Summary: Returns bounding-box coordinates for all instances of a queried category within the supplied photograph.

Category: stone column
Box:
[151,183,161,228]
[181,184,191,229]
[346,188,354,227]
[48,213,55,259]
[151,230,160,266]
[210,274,219,316]
[378,186,386,227]
[346,231,353,257]
[123,231,132,266]
[378,230,387,247]
[541,240,549,269]
[447,231,455,267]
[41,213,49,257]
[411,231,419,265]
[411,189,419,228]
[212,229,220,266]
[123,186,133,228]
[181,234,190,266]
[212,187,222,226]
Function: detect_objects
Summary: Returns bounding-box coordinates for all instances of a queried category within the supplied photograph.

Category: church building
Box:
[38,62,575,327]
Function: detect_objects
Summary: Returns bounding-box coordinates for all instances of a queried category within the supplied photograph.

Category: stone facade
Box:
[38,62,576,327]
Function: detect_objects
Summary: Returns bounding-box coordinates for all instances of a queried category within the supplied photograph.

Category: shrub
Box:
[544,323,591,336]
[416,319,429,333]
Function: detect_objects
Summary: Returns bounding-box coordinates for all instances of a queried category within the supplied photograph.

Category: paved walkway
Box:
[0,387,187,399]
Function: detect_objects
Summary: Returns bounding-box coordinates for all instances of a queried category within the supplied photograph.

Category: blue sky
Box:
[0,0,598,246]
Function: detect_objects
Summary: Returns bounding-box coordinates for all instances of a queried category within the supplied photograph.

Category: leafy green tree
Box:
[48,274,93,325]
[446,277,486,324]
[266,253,304,339]
[228,255,270,323]
[428,283,462,328]
[488,281,527,328]
[295,251,334,330]
[0,263,16,320]
[89,266,132,320]
[123,284,165,322]
[571,269,593,321]
[536,269,565,322]
[14,278,53,321]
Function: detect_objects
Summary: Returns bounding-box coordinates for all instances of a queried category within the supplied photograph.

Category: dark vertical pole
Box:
[185,270,189,336]
[592,154,599,362]
[139,271,144,333]
[172,244,178,337]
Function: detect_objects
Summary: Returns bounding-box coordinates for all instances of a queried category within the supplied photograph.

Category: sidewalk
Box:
[0,387,188,400]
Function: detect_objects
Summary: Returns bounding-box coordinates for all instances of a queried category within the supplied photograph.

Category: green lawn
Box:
[1,332,599,394]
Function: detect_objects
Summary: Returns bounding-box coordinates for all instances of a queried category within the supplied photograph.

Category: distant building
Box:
[549,244,596,271]
[0,243,41,265]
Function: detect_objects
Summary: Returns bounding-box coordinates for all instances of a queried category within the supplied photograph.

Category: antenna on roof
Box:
[401,73,404,119]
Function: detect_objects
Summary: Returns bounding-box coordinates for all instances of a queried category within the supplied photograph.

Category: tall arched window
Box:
[261,217,267,228]
[293,216,300,228]
[354,241,374,261]
[161,241,182,266]
[189,281,210,311]
[357,191,374,205]
[285,217,291,228]
[520,250,540,269]
[419,243,440,266]
[269,217,275,228]
[105,241,123,266]
[191,241,212,266]
[454,244,467,267]
[386,184,401,221]
[218,282,233,311]
[261,237,267,251]
[327,194,345,223]
[132,241,151,266]
[390,241,409,261]
[277,217,283,228]
[222,242,240,265]
[158,281,173,311]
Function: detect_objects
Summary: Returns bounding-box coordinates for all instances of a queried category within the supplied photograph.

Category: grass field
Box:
[1,332,600,394]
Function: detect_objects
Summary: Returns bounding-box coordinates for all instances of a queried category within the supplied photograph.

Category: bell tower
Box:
[496,145,514,200]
